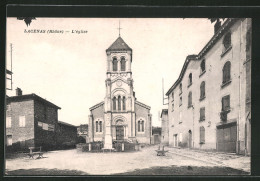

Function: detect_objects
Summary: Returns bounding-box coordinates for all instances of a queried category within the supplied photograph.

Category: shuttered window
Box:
[188,92,192,107]
[223,32,231,50]
[6,117,11,128]
[200,81,205,100]
[201,59,206,73]
[222,95,230,111]
[19,116,26,127]
[188,73,192,85]
[200,126,205,143]
[223,61,231,84]
[200,107,205,121]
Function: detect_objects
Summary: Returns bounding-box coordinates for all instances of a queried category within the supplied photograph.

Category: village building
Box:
[77,124,88,143]
[56,121,77,149]
[88,36,152,148]
[151,127,161,145]
[5,88,77,151]
[165,18,251,155]
[161,109,169,145]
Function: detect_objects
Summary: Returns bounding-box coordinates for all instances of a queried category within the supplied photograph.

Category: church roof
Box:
[106,36,132,52]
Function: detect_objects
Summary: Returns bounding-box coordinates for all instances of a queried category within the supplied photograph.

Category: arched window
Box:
[188,92,192,108]
[142,120,144,132]
[99,121,102,132]
[112,58,118,71]
[138,121,140,132]
[179,83,182,94]
[122,96,126,110]
[188,73,192,85]
[200,126,205,144]
[200,81,205,100]
[96,121,98,132]
[112,97,117,110]
[201,59,206,73]
[223,32,231,51]
[222,61,231,84]
[120,57,126,71]
[118,96,121,111]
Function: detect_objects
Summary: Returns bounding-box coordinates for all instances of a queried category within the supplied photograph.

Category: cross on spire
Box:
[117,21,122,37]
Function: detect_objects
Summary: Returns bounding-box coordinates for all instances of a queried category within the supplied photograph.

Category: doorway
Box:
[188,130,192,148]
[173,134,178,147]
[116,126,124,140]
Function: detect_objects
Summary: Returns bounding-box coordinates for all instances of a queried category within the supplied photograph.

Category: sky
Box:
[6,18,214,127]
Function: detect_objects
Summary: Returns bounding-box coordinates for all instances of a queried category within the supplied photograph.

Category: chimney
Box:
[16,87,22,96]
[214,20,221,34]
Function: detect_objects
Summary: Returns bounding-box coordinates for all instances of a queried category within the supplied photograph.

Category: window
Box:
[118,96,121,111]
[38,121,43,128]
[179,96,182,106]
[200,107,205,121]
[142,120,144,132]
[138,121,140,132]
[200,59,206,73]
[7,135,12,146]
[223,32,231,51]
[113,97,117,110]
[188,92,192,108]
[172,103,174,112]
[6,117,11,128]
[138,120,144,132]
[19,116,25,127]
[96,121,99,132]
[43,123,48,130]
[99,121,102,132]
[222,61,231,84]
[112,58,118,71]
[179,133,183,142]
[188,73,192,86]
[179,112,182,123]
[120,57,126,71]
[179,83,182,94]
[122,97,126,110]
[222,95,230,112]
[200,126,205,143]
[172,92,174,101]
[200,81,206,100]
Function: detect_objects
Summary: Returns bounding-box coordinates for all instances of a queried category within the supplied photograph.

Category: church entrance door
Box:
[116,126,124,141]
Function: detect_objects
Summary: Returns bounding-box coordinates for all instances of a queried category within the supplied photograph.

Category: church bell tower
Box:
[103,35,135,149]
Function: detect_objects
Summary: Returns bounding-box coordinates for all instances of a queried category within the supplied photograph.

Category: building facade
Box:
[89,36,152,148]
[166,18,251,155]
[161,109,169,145]
[56,121,77,149]
[6,88,61,151]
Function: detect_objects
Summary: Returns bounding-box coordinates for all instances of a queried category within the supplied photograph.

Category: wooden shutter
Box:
[200,126,205,143]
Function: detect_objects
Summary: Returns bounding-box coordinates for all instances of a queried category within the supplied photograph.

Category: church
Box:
[88,35,152,149]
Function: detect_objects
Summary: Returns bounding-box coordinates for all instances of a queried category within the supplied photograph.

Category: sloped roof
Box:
[6,93,61,109]
[106,36,132,52]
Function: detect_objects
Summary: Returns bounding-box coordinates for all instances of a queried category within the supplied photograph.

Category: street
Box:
[5,145,250,175]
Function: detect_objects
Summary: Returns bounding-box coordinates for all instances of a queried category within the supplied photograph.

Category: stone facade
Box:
[161,109,169,145]
[166,18,251,155]
[5,92,78,151]
[89,36,152,146]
